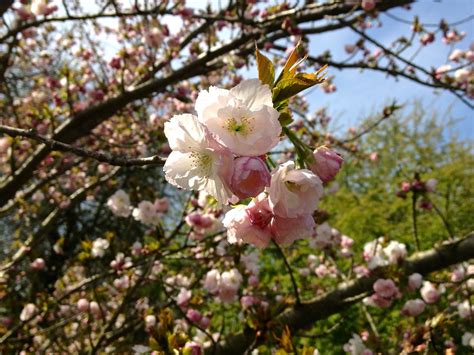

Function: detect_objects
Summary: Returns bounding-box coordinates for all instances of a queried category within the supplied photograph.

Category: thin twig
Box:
[272,240,302,305]
[0,124,165,167]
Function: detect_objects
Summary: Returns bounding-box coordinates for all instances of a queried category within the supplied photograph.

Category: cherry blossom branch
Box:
[272,240,302,305]
[0,167,120,272]
[207,233,474,354]
[0,124,165,167]
[344,21,474,109]
[0,5,172,44]
[0,0,414,208]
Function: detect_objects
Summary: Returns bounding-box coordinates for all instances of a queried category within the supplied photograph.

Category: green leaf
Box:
[272,65,327,103]
[255,45,275,87]
[278,108,293,126]
[275,44,299,84]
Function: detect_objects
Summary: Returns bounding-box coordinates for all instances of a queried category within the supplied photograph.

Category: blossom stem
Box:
[411,192,420,251]
[272,240,301,305]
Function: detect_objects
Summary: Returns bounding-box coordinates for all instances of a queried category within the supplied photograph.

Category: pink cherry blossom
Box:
[420,281,440,304]
[271,214,316,245]
[373,278,398,299]
[30,258,45,270]
[309,146,343,184]
[401,299,425,317]
[77,299,90,312]
[269,161,323,218]
[408,273,423,291]
[163,114,234,205]
[361,0,376,11]
[230,156,270,199]
[223,204,272,248]
[195,79,281,156]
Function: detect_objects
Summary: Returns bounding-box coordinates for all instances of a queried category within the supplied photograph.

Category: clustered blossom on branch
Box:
[161,45,337,248]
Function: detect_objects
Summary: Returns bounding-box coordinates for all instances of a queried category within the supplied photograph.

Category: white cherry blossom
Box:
[163,114,234,205]
[195,79,281,156]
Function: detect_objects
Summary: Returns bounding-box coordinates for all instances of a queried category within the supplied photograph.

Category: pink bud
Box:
[77,299,90,312]
[401,181,411,193]
[199,315,210,328]
[186,309,202,324]
[408,273,423,291]
[183,342,202,355]
[248,275,259,287]
[185,212,214,230]
[420,32,435,46]
[89,302,100,316]
[361,0,376,11]
[240,296,255,309]
[401,299,425,317]
[420,282,440,304]
[30,258,45,270]
[230,156,270,200]
[373,278,398,298]
[309,146,343,183]
[154,197,169,213]
[145,315,156,329]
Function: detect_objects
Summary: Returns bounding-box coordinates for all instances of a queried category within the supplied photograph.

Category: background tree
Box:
[0,0,472,353]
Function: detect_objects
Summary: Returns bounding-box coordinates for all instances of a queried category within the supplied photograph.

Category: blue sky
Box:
[87,0,473,139]
[298,0,473,140]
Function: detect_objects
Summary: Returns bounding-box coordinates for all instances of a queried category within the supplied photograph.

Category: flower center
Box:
[190,152,213,177]
[225,116,253,136]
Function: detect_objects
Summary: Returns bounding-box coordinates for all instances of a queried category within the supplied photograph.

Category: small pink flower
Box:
[309,146,343,184]
[401,299,425,317]
[145,315,156,329]
[0,137,11,154]
[30,258,45,270]
[408,273,423,291]
[186,309,203,323]
[183,342,202,355]
[177,288,192,307]
[240,296,256,309]
[420,282,440,304]
[77,299,90,312]
[449,49,464,62]
[420,32,435,46]
[200,316,211,328]
[223,198,273,248]
[341,235,354,249]
[361,0,376,11]
[89,302,101,317]
[230,156,270,199]
[185,212,214,230]
[373,278,398,298]
[154,197,169,213]
[203,270,220,293]
[271,214,315,246]
[367,293,393,308]
[269,161,323,218]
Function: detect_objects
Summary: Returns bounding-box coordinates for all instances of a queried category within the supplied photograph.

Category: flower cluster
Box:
[363,238,407,270]
[223,161,324,248]
[163,76,342,247]
[163,79,281,205]
[203,268,243,303]
[107,190,168,227]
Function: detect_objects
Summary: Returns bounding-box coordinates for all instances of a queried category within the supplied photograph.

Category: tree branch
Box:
[207,233,474,354]
[0,124,165,167]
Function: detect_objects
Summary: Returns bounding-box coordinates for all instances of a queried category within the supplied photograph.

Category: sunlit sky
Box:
[79,0,473,140]
[184,0,474,140]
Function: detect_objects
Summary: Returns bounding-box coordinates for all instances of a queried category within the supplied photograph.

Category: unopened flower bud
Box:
[309,146,343,183]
